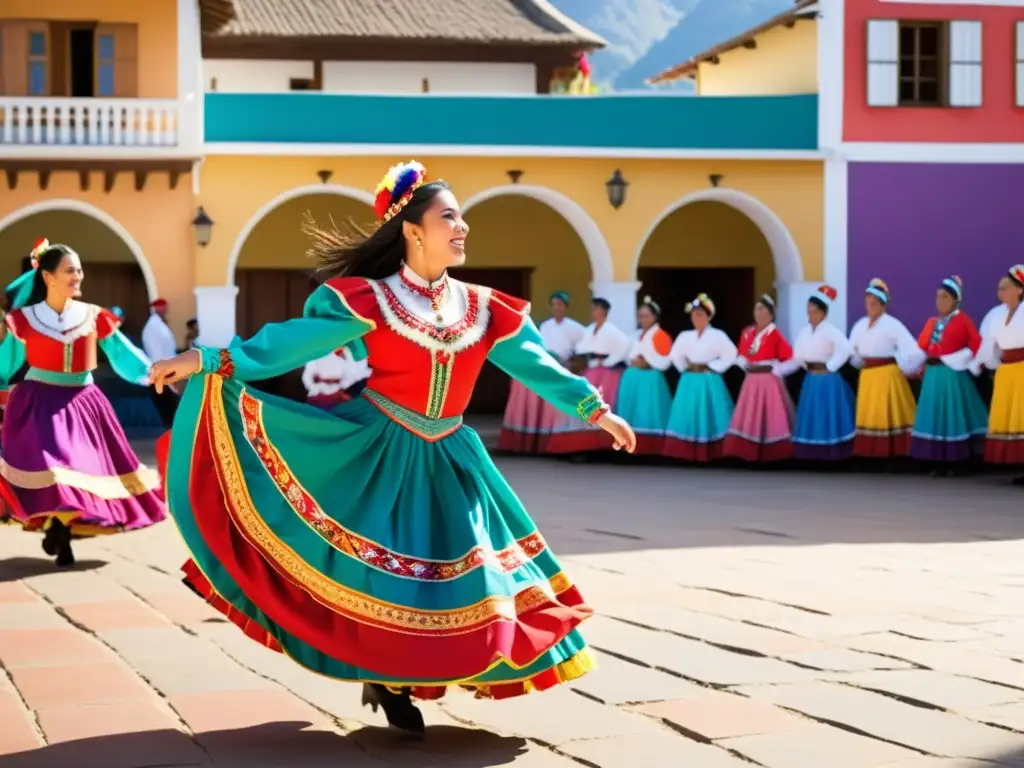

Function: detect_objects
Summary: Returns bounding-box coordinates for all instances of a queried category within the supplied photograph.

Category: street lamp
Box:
[606,170,628,209]
[192,206,214,248]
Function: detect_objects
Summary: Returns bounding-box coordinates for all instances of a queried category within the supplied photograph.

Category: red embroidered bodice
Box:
[326,276,529,419]
[5,303,121,373]
[737,324,793,363]
[918,311,981,357]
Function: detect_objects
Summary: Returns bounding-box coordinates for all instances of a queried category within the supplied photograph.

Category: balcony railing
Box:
[0,97,179,147]
[204,93,819,153]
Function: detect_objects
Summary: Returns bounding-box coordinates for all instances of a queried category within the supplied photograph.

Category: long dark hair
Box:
[304,180,450,281]
[25,244,77,307]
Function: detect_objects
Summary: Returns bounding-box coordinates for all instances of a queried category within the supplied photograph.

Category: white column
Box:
[822,158,849,333]
[774,280,818,341]
[177,0,203,154]
[590,280,640,333]
[194,285,238,347]
[817,0,845,154]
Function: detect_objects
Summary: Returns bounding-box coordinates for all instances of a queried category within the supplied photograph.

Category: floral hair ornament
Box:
[813,284,838,310]
[374,161,427,223]
[685,293,716,319]
[1008,264,1024,287]
[865,277,890,305]
[29,237,49,270]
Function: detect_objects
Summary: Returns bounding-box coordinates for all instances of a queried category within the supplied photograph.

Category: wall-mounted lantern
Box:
[192,206,214,248]
[606,170,628,209]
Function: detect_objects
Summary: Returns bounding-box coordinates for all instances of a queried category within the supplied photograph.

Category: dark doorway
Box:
[69,29,95,97]
[449,267,531,414]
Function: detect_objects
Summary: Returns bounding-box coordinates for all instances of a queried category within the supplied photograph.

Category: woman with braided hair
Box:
[150,161,636,736]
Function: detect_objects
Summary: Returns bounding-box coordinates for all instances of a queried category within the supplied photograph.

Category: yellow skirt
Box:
[854,363,916,457]
[985,360,1024,464]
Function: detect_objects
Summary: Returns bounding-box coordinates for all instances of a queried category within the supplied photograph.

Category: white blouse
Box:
[777,321,852,377]
[670,326,737,375]
[302,348,370,396]
[576,320,631,368]
[975,304,1024,370]
[848,313,925,376]
[627,324,672,372]
[539,316,586,364]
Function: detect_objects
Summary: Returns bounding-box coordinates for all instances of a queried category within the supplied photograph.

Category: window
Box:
[96,32,115,96]
[289,78,315,90]
[899,22,942,105]
[866,19,982,108]
[1016,21,1024,107]
[28,29,47,95]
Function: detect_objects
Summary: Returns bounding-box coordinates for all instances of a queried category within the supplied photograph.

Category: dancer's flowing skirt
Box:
[909,364,988,462]
[723,372,796,462]
[0,381,166,535]
[663,371,734,462]
[544,367,620,454]
[497,380,546,453]
[164,376,594,700]
[985,356,1024,465]
[615,368,671,455]
[853,363,916,458]
[792,371,856,461]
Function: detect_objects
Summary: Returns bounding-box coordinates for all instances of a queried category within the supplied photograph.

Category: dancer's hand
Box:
[598,412,636,453]
[150,350,202,394]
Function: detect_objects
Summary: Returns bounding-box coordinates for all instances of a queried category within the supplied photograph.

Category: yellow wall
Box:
[199,154,823,288]
[0,0,178,98]
[639,201,775,298]
[0,169,196,320]
[697,19,817,96]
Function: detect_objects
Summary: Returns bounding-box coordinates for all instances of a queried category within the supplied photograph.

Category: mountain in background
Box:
[551,0,793,91]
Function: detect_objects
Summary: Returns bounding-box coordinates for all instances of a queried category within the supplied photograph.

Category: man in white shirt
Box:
[141,299,180,424]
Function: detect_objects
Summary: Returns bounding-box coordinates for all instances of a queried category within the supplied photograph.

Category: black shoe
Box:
[361,683,425,736]
[51,522,74,568]
[41,520,61,556]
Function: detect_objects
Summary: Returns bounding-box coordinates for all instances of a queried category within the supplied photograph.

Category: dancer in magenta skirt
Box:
[0,239,166,567]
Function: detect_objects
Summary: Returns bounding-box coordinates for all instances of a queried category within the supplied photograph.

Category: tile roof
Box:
[203,0,605,47]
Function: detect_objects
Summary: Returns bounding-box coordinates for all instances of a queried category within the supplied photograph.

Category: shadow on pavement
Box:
[0,556,106,582]
[0,720,530,768]
[995,748,1024,768]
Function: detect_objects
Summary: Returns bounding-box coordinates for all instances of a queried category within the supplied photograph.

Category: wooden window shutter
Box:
[866,19,899,107]
[948,20,982,107]
[1,22,35,96]
[95,23,137,97]
[1016,22,1024,107]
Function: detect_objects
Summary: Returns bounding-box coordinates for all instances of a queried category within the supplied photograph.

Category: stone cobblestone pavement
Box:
[3,450,1024,767]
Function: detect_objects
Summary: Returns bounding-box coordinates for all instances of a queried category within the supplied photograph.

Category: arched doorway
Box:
[461,190,597,413]
[0,206,152,340]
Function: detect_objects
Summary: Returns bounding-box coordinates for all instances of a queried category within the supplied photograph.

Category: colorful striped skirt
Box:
[544,367,621,454]
[663,370,735,462]
[792,368,856,461]
[723,370,795,462]
[615,367,671,455]
[909,363,988,462]
[985,351,1024,465]
[853,361,917,458]
[497,380,546,453]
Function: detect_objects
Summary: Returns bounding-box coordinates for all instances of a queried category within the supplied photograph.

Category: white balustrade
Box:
[0,98,179,147]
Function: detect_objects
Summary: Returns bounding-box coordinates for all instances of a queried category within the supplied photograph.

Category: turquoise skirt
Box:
[909,365,988,462]
[615,368,671,454]
[165,375,593,701]
[663,372,735,462]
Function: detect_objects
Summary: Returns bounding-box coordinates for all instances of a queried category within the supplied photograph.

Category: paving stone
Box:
[37,701,185,742]
[885,618,1002,643]
[98,627,224,664]
[560,732,751,767]
[440,688,662,745]
[878,759,1014,767]
[21,571,135,606]
[635,690,807,740]
[11,663,154,709]
[0,583,40,604]
[132,654,277,696]
[141,594,225,625]
[357,724,571,767]
[961,702,1024,732]
[170,689,336,733]
[727,723,920,768]
[0,603,70,630]
[0,691,43,755]
[60,600,170,631]
[0,629,114,669]
[782,649,915,672]
[571,653,707,705]
[751,613,899,639]
[831,670,1024,711]
[737,681,1024,758]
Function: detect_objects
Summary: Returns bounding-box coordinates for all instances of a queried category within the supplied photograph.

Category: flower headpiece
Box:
[686,293,715,319]
[812,284,838,309]
[1008,264,1024,287]
[865,277,890,305]
[374,161,427,222]
[940,275,963,302]
[758,293,776,312]
[642,294,661,316]
[29,237,49,269]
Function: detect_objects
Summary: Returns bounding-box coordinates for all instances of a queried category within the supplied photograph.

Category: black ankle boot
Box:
[361,683,425,736]
[51,522,74,568]
[41,520,61,556]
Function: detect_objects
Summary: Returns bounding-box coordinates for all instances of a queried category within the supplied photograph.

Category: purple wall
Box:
[848,163,1024,333]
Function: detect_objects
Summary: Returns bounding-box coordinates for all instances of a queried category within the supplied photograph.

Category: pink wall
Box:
[844,0,1024,142]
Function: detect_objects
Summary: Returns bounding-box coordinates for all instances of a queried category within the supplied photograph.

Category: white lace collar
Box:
[23,300,98,343]
[399,262,448,291]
